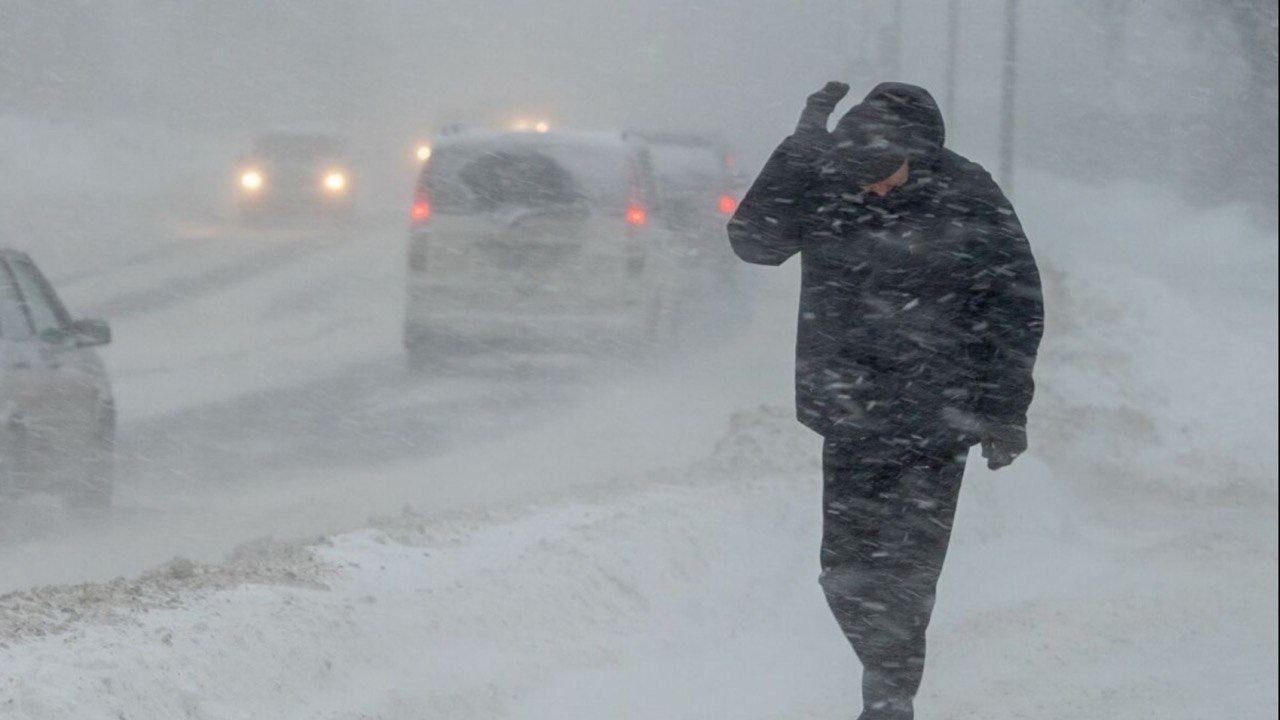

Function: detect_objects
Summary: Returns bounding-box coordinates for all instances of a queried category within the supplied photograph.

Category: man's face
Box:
[863,160,910,197]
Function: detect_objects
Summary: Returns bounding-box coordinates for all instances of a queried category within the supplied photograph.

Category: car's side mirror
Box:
[70,319,111,347]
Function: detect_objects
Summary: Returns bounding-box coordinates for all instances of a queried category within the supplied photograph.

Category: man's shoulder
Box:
[936,149,996,187]
[933,149,1010,211]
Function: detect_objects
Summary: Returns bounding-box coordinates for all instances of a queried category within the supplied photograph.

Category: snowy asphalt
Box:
[1,215,658,588]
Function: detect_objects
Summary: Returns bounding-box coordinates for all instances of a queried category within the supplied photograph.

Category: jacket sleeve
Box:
[969,177,1045,432]
[726,135,817,266]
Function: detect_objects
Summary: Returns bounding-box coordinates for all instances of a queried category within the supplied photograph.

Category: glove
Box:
[789,81,849,161]
[981,424,1027,471]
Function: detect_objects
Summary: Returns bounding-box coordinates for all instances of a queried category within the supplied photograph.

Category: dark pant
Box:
[820,435,967,720]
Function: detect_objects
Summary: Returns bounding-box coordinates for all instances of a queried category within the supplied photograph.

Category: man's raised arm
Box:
[728,82,848,266]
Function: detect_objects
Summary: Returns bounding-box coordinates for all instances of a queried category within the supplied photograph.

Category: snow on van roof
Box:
[626,130,724,148]
[432,128,638,151]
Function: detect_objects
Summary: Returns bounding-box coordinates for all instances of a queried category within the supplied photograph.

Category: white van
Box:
[403,129,671,362]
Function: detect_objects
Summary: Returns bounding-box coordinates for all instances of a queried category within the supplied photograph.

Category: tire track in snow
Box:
[82,233,339,319]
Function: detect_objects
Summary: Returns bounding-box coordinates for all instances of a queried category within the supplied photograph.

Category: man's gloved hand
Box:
[981,424,1027,471]
[788,81,849,162]
[795,81,850,137]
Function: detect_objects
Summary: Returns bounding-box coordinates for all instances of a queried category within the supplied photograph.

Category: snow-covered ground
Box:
[0,163,1276,719]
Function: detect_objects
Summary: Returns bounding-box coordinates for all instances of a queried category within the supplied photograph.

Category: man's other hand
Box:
[981,424,1027,471]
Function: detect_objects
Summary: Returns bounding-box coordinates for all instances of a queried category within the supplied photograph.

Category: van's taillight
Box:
[410,195,431,221]
[408,239,428,272]
[624,204,647,226]
[718,195,738,214]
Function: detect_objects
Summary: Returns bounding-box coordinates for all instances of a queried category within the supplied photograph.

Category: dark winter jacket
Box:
[728,83,1043,440]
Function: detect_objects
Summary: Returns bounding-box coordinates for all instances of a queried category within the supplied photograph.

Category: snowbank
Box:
[1017,174,1278,499]
[1,408,1273,719]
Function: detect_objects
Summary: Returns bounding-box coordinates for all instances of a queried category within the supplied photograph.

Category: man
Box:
[728,82,1043,719]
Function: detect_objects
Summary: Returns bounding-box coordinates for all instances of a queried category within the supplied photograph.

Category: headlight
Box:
[416,145,432,162]
[510,119,551,133]
[240,170,264,191]
[323,171,347,193]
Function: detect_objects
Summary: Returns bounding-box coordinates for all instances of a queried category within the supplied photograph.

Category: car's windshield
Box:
[457,150,583,211]
[251,135,344,166]
[649,144,726,194]
[5,259,70,336]
[422,140,633,215]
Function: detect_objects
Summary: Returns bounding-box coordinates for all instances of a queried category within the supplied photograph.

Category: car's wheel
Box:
[642,285,680,351]
[404,320,450,372]
[405,344,444,373]
[0,417,27,497]
[65,419,114,512]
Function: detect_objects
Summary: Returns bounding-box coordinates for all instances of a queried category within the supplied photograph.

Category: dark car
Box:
[1,250,115,509]
[235,131,354,224]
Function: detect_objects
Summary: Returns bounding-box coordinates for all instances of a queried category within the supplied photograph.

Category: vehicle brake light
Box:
[718,195,738,214]
[410,195,431,221]
[624,204,647,226]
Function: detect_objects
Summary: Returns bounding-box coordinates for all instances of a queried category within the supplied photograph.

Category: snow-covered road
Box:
[0,172,1275,718]
[1,407,1273,719]
[0,207,763,590]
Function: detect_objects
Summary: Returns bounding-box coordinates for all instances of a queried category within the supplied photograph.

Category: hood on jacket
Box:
[824,82,946,185]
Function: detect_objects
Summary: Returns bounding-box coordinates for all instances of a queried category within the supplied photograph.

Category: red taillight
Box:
[624,204,647,226]
[718,195,738,214]
[410,196,431,221]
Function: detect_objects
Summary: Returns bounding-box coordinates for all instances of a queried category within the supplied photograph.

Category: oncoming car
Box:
[235,132,354,224]
[403,128,671,363]
[0,250,114,509]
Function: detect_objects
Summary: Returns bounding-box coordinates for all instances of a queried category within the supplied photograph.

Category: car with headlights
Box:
[403,128,671,362]
[236,131,354,224]
[0,249,114,510]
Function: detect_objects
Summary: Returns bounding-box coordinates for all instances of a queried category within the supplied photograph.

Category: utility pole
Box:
[846,1,871,87]
[879,0,904,79]
[999,0,1019,194]
[946,0,959,123]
